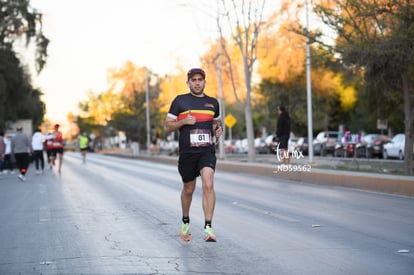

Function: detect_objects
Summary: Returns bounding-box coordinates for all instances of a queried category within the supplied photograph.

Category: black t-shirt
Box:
[167,93,220,154]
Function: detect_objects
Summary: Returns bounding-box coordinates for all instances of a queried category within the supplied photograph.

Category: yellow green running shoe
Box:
[203,225,216,242]
[180,222,191,241]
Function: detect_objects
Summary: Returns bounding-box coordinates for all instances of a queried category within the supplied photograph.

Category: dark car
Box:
[313,131,339,156]
[356,134,390,158]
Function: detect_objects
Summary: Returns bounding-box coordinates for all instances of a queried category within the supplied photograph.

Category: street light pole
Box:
[145,67,151,153]
[216,42,225,159]
[306,0,314,163]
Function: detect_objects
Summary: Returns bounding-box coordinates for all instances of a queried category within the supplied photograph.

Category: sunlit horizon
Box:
[27,0,224,125]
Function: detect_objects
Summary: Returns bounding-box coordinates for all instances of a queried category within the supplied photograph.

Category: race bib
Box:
[189,129,212,147]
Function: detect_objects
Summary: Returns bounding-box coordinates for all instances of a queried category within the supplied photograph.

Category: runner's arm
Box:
[164,117,186,133]
[164,112,196,133]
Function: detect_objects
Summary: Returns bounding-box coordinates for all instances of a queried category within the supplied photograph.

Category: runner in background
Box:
[79,132,89,163]
[11,126,32,181]
[31,128,47,175]
[50,124,64,174]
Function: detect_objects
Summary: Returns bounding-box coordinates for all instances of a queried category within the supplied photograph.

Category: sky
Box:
[22,0,285,127]
[27,0,224,124]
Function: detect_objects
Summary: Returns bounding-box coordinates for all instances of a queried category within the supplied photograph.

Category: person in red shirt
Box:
[50,124,64,173]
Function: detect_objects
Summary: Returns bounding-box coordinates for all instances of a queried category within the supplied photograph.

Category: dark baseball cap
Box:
[187,68,206,80]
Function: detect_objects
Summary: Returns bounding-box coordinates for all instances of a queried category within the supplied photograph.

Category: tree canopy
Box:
[0,0,49,130]
[313,0,414,172]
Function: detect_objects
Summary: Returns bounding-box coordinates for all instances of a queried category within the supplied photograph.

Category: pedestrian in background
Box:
[0,131,5,175]
[11,127,32,181]
[276,105,291,165]
[164,68,222,242]
[2,133,14,174]
[31,128,46,175]
[150,126,160,154]
[44,132,54,169]
[79,132,89,163]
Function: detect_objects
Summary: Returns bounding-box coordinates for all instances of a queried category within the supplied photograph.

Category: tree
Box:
[0,48,45,129]
[256,2,357,137]
[77,62,163,147]
[216,0,267,162]
[0,0,49,73]
[0,0,49,129]
[313,0,414,173]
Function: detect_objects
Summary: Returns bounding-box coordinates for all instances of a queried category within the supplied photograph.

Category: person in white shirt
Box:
[0,131,5,175]
[32,128,48,175]
[2,134,14,174]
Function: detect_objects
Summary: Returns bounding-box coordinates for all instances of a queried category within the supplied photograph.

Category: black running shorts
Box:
[51,148,64,156]
[178,151,216,183]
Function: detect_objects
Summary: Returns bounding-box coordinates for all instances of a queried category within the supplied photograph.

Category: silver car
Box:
[313,131,339,156]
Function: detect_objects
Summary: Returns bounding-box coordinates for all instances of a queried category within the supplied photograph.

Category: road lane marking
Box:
[39,207,51,222]
[232,201,300,222]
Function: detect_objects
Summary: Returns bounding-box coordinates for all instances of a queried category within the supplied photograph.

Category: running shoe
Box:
[204,226,216,242]
[179,222,192,242]
[18,174,26,182]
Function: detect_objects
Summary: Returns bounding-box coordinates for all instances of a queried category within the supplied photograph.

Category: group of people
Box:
[34,124,64,175]
[0,124,64,181]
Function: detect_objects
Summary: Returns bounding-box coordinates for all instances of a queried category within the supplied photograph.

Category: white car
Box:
[383,134,405,160]
[234,138,248,154]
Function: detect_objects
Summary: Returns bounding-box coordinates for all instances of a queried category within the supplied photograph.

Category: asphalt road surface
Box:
[0,152,413,274]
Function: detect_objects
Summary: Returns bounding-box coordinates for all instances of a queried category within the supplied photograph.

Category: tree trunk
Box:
[402,71,413,174]
[245,95,256,162]
[243,56,256,162]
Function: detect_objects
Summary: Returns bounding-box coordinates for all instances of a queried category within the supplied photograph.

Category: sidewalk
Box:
[101,149,414,197]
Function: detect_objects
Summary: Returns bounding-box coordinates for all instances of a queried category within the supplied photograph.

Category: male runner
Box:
[164,68,223,242]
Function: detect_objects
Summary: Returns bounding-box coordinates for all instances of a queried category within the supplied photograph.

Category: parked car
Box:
[355,134,379,158]
[313,131,339,156]
[355,134,390,158]
[159,140,179,155]
[234,138,248,154]
[224,139,236,153]
[370,135,391,158]
[295,137,309,155]
[383,134,406,160]
[255,137,269,154]
[288,137,299,153]
[265,134,277,154]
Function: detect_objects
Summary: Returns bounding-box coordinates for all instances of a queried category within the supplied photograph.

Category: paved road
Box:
[0,152,413,274]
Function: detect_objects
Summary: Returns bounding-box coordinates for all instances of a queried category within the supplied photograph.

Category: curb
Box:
[104,153,414,197]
